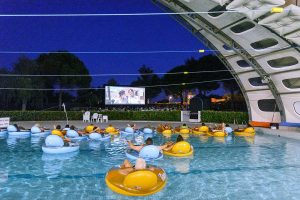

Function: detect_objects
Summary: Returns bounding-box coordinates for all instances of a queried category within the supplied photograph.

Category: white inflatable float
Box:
[89,132,111,141]
[42,135,79,154]
[7,125,31,138]
[65,130,87,142]
[0,129,7,137]
[125,145,163,161]
[31,126,50,137]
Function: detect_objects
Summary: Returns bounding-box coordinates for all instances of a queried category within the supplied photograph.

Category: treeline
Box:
[0,52,242,111]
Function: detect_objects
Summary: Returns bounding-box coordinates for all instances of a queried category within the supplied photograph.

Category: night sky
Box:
[0,0,212,87]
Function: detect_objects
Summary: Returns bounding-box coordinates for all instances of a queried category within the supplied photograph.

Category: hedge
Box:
[201,111,248,124]
[0,111,180,122]
[0,110,248,123]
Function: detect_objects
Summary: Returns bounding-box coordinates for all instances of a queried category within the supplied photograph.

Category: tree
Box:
[162,65,190,104]
[12,56,41,111]
[186,56,221,96]
[107,78,118,86]
[131,65,161,102]
[36,51,91,108]
[0,67,15,109]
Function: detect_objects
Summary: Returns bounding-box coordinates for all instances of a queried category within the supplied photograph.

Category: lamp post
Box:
[169,96,173,104]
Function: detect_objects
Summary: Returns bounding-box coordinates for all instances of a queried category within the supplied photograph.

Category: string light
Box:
[0,69,235,77]
[0,9,281,17]
[0,78,235,91]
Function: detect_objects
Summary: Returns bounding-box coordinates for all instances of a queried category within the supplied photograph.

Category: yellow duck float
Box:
[163,141,193,157]
[105,166,167,196]
[234,127,255,137]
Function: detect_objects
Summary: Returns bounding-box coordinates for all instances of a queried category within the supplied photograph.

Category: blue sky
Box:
[0,0,211,86]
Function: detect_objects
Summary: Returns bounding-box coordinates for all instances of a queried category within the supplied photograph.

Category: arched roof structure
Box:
[154,0,300,126]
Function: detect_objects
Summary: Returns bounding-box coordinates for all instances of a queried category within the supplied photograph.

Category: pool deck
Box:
[11,120,300,140]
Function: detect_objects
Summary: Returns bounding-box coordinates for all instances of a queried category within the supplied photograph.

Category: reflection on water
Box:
[172,157,192,174]
[88,141,103,151]
[42,152,79,179]
[0,170,8,183]
[6,136,17,149]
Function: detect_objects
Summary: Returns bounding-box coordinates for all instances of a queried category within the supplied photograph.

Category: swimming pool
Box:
[0,132,300,200]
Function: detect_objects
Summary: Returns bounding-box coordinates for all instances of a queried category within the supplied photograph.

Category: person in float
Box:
[162,135,184,151]
[127,138,170,152]
[118,158,154,175]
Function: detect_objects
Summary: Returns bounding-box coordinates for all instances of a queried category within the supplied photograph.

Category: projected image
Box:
[105,86,145,105]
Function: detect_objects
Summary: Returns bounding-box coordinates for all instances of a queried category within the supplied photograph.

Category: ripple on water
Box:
[0,133,300,199]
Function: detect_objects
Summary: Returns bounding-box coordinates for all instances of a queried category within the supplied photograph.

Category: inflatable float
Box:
[89,132,111,141]
[42,135,79,154]
[31,126,50,137]
[8,130,31,137]
[85,125,95,134]
[65,130,87,142]
[0,129,8,137]
[6,125,30,137]
[192,126,209,134]
[163,141,193,157]
[207,131,227,137]
[105,126,119,135]
[42,145,79,154]
[234,127,256,137]
[126,145,163,161]
[162,129,172,134]
[120,127,136,137]
[105,165,167,196]
[174,127,191,134]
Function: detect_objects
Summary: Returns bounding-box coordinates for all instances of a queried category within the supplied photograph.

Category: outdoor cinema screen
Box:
[105,86,145,105]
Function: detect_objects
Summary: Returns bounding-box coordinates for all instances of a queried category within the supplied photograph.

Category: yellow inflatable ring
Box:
[192,126,209,134]
[51,129,64,137]
[85,125,95,133]
[179,129,190,134]
[162,129,172,134]
[105,166,167,196]
[234,131,255,137]
[209,131,227,137]
[105,127,119,135]
[163,141,193,157]
[234,127,255,137]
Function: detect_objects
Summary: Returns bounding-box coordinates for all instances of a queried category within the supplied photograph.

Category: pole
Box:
[62,103,69,125]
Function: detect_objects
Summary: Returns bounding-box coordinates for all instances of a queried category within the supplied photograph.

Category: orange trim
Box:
[249,121,270,128]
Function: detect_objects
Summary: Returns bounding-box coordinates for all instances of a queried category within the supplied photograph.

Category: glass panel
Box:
[250,38,278,50]
[223,44,233,51]
[294,102,300,115]
[249,77,267,86]
[258,99,279,112]
[282,78,300,89]
[231,21,255,33]
[237,60,250,68]
[208,5,227,17]
[267,57,298,68]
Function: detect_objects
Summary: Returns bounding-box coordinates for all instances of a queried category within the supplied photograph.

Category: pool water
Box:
[1,133,300,200]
